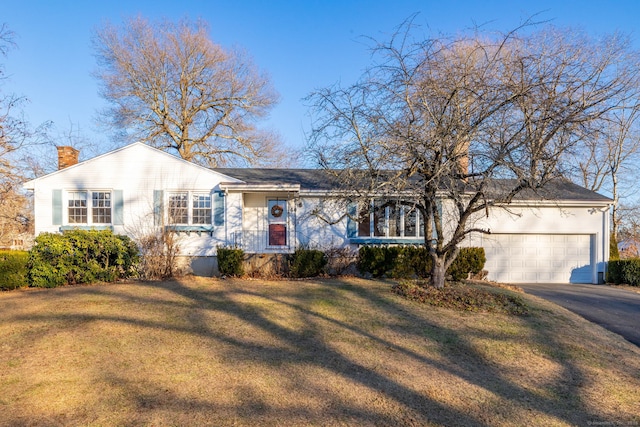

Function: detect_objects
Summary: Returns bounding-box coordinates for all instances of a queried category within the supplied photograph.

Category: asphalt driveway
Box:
[518,283,640,347]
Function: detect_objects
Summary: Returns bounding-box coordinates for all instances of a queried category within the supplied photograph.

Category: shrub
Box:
[358,245,485,281]
[392,281,529,315]
[358,246,428,278]
[0,250,29,290]
[324,246,358,276]
[136,230,180,279]
[289,248,327,278]
[217,247,244,276]
[607,260,623,284]
[448,247,486,281]
[607,258,640,286]
[358,246,389,277]
[28,229,139,288]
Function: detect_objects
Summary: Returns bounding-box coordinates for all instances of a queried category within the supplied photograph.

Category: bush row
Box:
[217,246,485,281]
[218,247,328,278]
[358,246,486,281]
[607,259,640,286]
[28,230,139,288]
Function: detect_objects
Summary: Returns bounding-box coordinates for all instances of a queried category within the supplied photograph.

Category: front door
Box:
[268,199,287,246]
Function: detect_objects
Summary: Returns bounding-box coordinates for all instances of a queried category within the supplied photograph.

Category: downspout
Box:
[603,204,611,284]
[224,189,228,247]
[290,192,297,251]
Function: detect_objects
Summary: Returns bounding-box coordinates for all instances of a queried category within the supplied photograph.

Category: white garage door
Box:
[482,234,593,284]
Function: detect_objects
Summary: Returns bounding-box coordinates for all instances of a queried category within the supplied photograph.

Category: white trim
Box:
[166,190,213,226]
[64,189,113,226]
[23,142,243,189]
[220,183,300,193]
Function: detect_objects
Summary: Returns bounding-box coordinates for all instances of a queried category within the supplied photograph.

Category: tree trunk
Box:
[430,255,446,288]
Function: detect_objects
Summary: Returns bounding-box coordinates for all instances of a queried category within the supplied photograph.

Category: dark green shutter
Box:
[52,189,62,225]
[347,202,357,238]
[153,190,164,226]
[213,191,225,226]
[113,190,124,225]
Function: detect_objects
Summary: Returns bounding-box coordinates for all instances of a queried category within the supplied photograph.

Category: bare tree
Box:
[307,21,639,288]
[0,23,50,246]
[616,201,640,250]
[571,104,640,238]
[93,16,282,167]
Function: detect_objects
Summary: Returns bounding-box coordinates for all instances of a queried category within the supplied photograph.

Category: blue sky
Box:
[3,0,640,163]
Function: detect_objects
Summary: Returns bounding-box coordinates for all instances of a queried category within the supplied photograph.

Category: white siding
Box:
[26,143,241,257]
[464,204,608,284]
[295,197,350,249]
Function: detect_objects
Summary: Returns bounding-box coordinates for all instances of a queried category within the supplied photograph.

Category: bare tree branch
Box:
[93,16,284,167]
[307,22,639,287]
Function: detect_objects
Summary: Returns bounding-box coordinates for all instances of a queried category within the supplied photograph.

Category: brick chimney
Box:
[57,146,79,170]
[453,140,469,177]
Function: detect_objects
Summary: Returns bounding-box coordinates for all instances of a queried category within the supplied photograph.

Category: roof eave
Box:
[220,182,301,194]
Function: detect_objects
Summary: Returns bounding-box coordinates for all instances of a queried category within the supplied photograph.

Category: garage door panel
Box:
[510,247,524,257]
[483,234,592,284]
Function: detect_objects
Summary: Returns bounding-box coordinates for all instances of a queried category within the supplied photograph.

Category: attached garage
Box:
[482,234,594,284]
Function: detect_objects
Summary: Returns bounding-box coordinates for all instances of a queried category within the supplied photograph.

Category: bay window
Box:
[356,200,425,239]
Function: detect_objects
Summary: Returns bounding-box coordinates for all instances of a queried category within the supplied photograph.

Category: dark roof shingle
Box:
[214,168,611,202]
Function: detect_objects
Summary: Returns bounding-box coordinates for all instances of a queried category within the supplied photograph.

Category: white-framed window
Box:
[168,192,189,224]
[357,200,425,238]
[192,194,212,224]
[67,191,112,224]
[167,191,212,225]
[68,191,88,224]
[92,191,112,224]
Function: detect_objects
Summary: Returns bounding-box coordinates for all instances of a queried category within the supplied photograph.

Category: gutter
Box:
[219,182,300,194]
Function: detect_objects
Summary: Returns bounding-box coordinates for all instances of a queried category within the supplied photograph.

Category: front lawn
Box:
[1,277,638,426]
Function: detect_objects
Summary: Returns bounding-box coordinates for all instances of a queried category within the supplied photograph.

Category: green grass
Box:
[0,277,639,426]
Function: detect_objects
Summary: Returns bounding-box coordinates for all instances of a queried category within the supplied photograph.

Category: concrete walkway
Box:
[517,283,640,347]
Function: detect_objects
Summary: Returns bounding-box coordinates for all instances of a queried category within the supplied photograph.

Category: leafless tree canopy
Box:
[0,24,50,245]
[307,20,640,287]
[93,17,282,167]
[571,104,640,237]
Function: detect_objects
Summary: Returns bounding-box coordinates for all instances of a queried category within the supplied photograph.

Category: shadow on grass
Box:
[2,277,635,425]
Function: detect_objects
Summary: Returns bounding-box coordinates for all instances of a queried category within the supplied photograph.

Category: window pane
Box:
[168,193,188,224]
[388,203,400,237]
[192,194,212,224]
[92,192,112,224]
[358,202,371,237]
[68,192,87,224]
[268,199,287,222]
[405,206,418,237]
[373,200,385,237]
